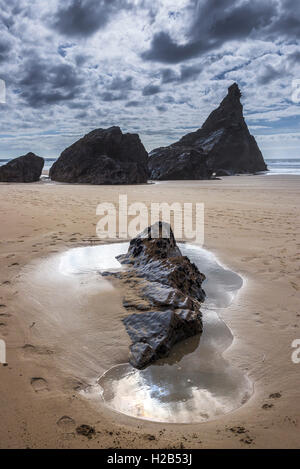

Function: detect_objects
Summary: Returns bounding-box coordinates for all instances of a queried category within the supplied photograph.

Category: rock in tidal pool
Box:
[103,222,205,369]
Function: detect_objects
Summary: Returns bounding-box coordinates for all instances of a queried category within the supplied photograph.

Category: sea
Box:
[0,157,300,175]
[264,159,300,175]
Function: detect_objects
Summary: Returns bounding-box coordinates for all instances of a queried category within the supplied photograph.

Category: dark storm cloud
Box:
[0,0,28,15]
[268,0,300,38]
[142,0,298,64]
[125,100,141,107]
[75,54,90,67]
[0,13,14,30]
[75,111,88,119]
[67,99,93,109]
[142,84,161,96]
[57,43,74,58]
[98,76,133,101]
[180,64,202,82]
[0,0,26,29]
[0,38,12,63]
[142,31,207,63]
[100,90,128,101]
[19,57,82,107]
[160,68,177,84]
[257,64,287,85]
[156,105,167,112]
[161,64,201,84]
[288,51,300,64]
[52,0,131,38]
[108,76,133,91]
[189,0,275,42]
[163,95,175,104]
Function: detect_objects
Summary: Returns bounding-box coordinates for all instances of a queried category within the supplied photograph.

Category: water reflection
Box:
[99,359,251,423]
[98,305,251,423]
[59,242,129,275]
[180,243,243,309]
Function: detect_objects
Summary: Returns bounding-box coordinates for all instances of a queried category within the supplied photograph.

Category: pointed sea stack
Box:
[50,126,149,184]
[0,152,44,182]
[148,83,267,179]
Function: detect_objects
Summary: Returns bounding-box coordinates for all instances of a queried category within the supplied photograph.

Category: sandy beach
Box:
[0,174,299,449]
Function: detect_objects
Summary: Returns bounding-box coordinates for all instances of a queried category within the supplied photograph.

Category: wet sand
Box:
[0,175,299,448]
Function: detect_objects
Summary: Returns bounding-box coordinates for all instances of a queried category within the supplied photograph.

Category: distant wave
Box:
[266,159,300,175]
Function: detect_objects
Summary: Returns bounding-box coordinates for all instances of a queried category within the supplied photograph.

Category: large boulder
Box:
[0,152,44,182]
[50,126,149,184]
[148,83,267,179]
[103,222,205,369]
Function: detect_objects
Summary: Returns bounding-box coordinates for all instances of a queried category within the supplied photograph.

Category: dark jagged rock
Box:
[0,152,44,182]
[148,83,267,179]
[123,309,202,369]
[50,126,149,184]
[103,222,205,369]
[148,147,213,181]
[117,223,205,303]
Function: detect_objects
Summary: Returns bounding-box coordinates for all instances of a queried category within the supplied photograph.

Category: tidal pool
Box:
[20,242,252,423]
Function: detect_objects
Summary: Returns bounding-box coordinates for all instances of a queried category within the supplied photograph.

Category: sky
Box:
[0,0,300,159]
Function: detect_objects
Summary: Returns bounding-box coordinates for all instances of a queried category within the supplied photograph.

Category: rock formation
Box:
[149,146,212,180]
[148,83,267,179]
[50,126,149,184]
[103,222,205,368]
[0,152,44,183]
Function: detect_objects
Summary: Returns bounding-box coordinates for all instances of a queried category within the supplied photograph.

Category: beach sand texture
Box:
[0,174,299,448]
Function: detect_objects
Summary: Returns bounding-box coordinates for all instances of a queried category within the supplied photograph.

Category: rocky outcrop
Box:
[148,146,212,180]
[50,126,149,184]
[0,152,44,182]
[103,222,205,368]
[148,83,267,179]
